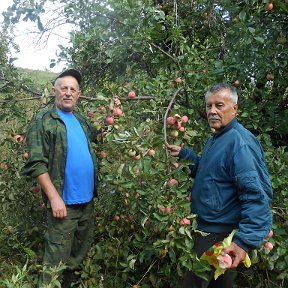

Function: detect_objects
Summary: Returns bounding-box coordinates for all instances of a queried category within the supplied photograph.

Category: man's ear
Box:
[233,103,238,115]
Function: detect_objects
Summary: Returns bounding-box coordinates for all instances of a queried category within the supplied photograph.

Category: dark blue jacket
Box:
[178,118,273,251]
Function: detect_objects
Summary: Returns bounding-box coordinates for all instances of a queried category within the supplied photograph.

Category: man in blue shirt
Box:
[167,83,273,288]
[24,69,99,287]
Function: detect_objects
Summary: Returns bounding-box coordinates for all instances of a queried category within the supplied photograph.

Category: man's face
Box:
[205,88,238,134]
[53,76,80,112]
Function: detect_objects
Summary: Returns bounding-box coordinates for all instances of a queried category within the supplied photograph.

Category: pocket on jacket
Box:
[202,179,222,211]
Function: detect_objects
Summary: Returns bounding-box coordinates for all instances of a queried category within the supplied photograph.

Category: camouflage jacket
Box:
[23,105,99,206]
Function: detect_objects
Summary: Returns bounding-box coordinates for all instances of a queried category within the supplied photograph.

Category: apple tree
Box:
[1,0,288,287]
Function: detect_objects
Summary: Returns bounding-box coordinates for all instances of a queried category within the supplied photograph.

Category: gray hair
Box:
[205,83,238,104]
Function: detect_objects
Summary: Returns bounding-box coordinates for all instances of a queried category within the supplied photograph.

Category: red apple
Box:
[113,108,123,116]
[181,115,189,123]
[167,116,176,126]
[265,2,273,11]
[266,73,274,80]
[147,149,155,156]
[264,242,273,252]
[133,154,141,160]
[167,178,178,187]
[105,116,114,125]
[113,215,120,221]
[14,134,24,143]
[23,152,29,158]
[30,186,40,193]
[180,218,191,225]
[98,105,106,113]
[165,207,171,213]
[87,111,95,118]
[100,151,108,158]
[143,127,151,137]
[267,230,273,238]
[179,126,185,132]
[217,253,232,269]
[174,121,182,130]
[128,90,136,99]
[173,162,179,169]
[175,77,182,83]
[0,163,8,170]
[233,80,240,87]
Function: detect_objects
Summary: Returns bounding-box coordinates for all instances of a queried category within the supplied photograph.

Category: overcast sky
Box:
[0,0,71,73]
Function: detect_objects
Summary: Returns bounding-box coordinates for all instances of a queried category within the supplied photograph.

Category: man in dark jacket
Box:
[167,83,273,288]
[23,69,99,287]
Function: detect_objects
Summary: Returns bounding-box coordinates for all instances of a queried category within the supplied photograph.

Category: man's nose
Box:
[65,88,73,95]
[209,105,217,114]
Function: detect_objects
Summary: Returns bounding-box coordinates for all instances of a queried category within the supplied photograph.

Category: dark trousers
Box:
[182,232,233,288]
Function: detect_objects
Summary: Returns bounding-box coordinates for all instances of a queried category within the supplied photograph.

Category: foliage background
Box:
[0,0,288,287]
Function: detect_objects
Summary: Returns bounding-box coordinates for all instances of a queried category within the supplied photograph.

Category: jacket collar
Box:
[213,117,238,138]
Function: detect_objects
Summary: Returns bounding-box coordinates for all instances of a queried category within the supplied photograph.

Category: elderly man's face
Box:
[53,76,80,112]
[205,88,238,134]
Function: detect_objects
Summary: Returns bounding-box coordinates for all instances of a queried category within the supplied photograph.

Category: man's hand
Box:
[223,242,247,269]
[37,173,67,219]
[166,144,182,157]
[50,195,67,219]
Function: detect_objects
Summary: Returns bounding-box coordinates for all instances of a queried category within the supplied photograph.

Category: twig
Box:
[163,87,183,146]
[135,258,158,286]
[150,42,182,71]
[126,96,155,100]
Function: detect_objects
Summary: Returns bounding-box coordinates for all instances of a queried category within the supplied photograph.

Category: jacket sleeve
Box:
[232,144,273,251]
[178,147,201,178]
[22,115,49,178]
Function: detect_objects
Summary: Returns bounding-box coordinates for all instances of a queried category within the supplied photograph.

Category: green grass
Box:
[18,67,57,89]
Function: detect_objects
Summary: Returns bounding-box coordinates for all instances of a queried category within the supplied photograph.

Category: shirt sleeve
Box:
[232,144,273,251]
[178,147,201,178]
[22,115,49,178]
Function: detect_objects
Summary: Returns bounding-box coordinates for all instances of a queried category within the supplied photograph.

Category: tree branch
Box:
[150,42,182,71]
[163,87,183,146]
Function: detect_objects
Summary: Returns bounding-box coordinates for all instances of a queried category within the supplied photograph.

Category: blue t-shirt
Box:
[57,109,94,204]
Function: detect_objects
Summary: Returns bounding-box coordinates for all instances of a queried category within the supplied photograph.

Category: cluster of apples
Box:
[159,205,191,226]
[105,107,124,125]
[166,114,189,137]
